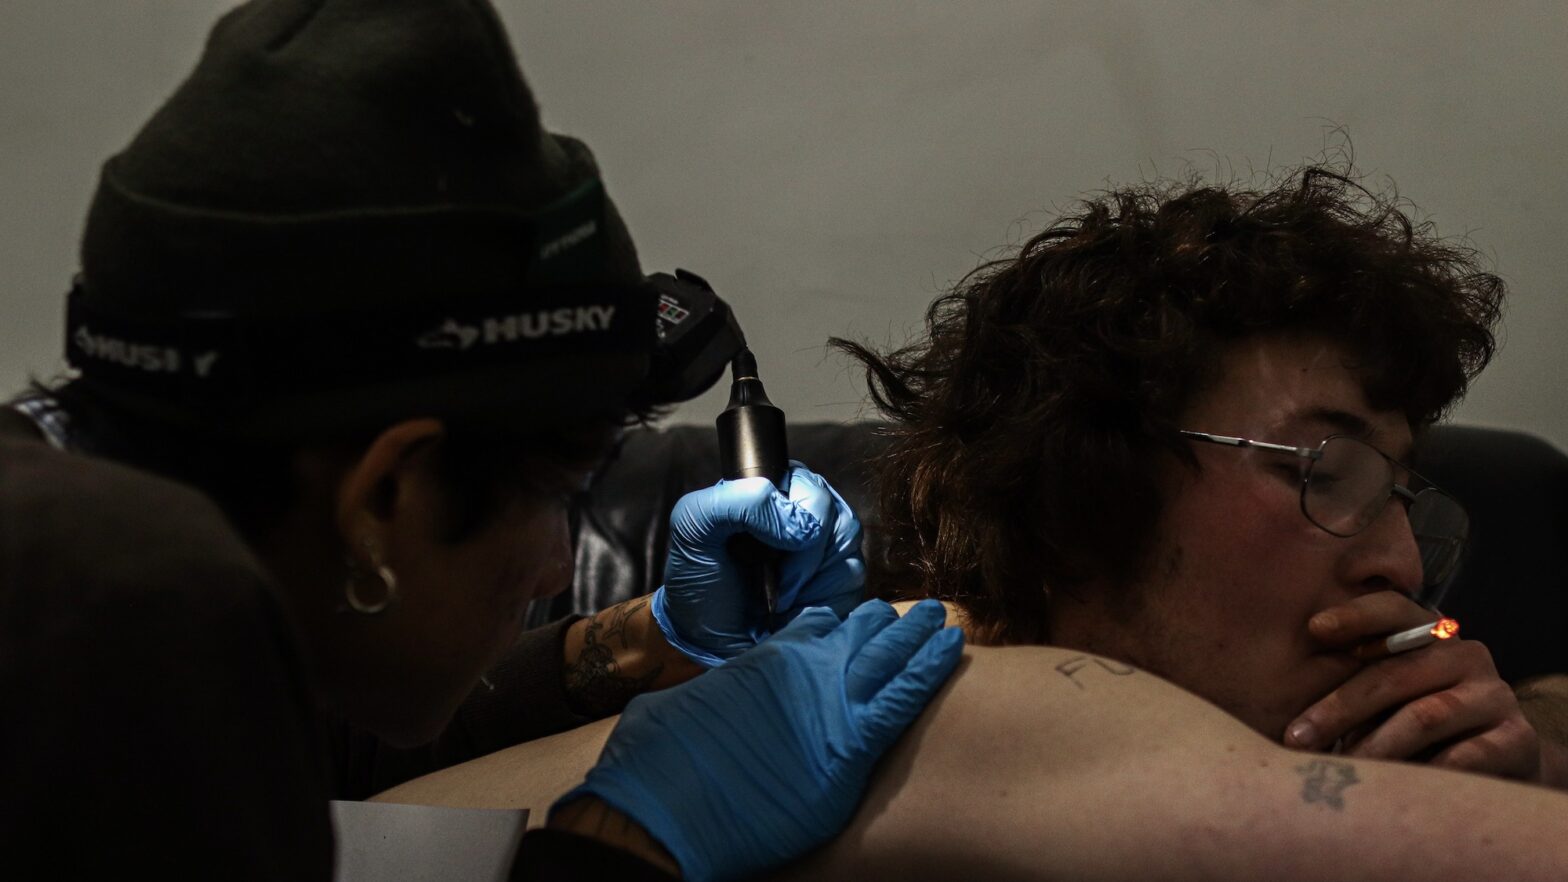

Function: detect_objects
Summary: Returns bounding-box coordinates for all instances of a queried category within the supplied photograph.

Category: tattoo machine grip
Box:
[716,348,789,616]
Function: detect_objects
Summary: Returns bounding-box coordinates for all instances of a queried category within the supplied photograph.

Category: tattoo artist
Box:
[0,1,964,879]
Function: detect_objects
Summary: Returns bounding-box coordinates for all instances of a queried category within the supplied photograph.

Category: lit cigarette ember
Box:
[1353,617,1460,660]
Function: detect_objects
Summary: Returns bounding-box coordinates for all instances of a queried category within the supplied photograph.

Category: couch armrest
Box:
[1420,426,1568,682]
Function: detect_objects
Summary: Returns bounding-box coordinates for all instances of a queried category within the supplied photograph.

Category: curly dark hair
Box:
[835,166,1504,644]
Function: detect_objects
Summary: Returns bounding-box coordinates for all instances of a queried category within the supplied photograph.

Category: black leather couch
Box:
[526,423,1568,684]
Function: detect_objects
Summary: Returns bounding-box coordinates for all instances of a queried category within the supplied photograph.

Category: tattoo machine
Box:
[717,347,789,616]
[645,270,786,616]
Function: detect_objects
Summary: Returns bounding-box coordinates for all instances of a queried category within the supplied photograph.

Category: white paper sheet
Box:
[330,800,530,882]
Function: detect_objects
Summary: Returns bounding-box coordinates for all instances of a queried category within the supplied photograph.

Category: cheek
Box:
[1148,471,1363,734]
[1161,474,1332,643]
[486,504,572,619]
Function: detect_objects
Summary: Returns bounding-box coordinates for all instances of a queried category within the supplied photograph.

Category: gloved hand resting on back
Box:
[553,598,964,882]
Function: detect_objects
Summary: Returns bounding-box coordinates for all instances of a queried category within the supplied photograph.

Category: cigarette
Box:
[1352,617,1460,660]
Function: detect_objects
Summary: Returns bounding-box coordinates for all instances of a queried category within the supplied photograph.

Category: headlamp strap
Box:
[65,282,654,400]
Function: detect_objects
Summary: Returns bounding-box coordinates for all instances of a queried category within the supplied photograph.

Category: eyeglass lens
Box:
[1304,437,1468,588]
[1410,490,1468,590]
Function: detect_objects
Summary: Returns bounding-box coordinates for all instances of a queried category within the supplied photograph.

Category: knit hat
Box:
[68,0,668,438]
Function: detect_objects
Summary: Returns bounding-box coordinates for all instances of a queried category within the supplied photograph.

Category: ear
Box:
[335,418,447,549]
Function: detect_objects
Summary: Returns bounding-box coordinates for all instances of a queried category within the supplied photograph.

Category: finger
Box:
[1343,676,1520,762]
[743,482,824,551]
[780,465,862,544]
[1286,641,1472,750]
[670,478,823,552]
[781,464,862,551]
[784,464,833,523]
[1307,590,1438,648]
[844,599,948,703]
[832,599,902,660]
[1426,716,1542,780]
[767,605,842,643]
[776,557,865,620]
[780,517,862,609]
[856,626,965,755]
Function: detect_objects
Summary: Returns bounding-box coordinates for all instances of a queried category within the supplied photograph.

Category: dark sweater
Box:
[0,415,671,880]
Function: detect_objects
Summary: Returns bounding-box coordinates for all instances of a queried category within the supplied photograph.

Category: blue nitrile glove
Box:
[650,462,864,667]
[551,598,963,882]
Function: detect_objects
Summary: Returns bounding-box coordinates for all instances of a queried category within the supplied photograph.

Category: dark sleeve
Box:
[331,614,595,798]
[510,830,679,882]
[0,557,335,880]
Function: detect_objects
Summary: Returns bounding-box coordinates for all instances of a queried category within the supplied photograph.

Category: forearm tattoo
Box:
[563,598,662,718]
[1295,759,1360,810]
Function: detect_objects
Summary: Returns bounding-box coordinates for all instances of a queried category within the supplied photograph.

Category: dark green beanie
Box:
[72,0,656,437]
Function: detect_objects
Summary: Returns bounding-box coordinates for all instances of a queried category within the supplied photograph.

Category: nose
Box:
[1339,494,1424,597]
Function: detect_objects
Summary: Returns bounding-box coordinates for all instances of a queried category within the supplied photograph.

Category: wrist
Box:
[561,595,704,718]
[649,587,734,669]
[549,796,682,877]
[635,594,709,683]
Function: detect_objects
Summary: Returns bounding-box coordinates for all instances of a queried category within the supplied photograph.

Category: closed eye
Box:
[1271,462,1310,485]
[1309,471,1343,488]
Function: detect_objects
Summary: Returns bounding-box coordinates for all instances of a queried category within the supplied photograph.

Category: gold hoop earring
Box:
[343,538,399,615]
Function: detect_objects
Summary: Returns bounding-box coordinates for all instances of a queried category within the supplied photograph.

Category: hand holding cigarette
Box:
[1286,590,1543,782]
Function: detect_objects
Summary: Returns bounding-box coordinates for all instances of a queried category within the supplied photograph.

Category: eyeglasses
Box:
[1178,431,1469,600]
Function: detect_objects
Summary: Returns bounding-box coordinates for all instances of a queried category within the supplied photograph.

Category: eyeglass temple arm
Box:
[1177,430,1319,458]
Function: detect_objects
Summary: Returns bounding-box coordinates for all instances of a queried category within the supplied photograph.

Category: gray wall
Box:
[4,1,1565,448]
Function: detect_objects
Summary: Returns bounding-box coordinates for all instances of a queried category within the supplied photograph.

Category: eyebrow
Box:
[1284,406,1413,462]
[1289,407,1372,437]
